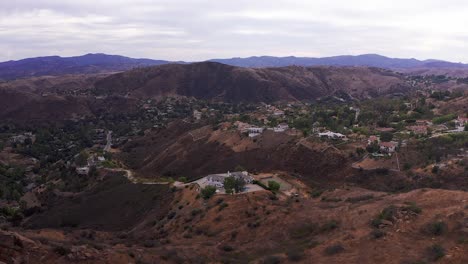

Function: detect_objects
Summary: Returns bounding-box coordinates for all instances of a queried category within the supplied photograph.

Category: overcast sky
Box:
[1,0,468,62]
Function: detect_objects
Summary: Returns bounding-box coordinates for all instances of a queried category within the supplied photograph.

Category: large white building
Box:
[205,171,253,189]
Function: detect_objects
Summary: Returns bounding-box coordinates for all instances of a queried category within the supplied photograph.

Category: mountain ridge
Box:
[3,53,468,80]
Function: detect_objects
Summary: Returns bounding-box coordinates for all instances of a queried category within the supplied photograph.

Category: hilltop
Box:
[94,62,409,102]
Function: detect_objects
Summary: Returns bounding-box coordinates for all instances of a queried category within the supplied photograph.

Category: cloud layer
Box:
[1,0,468,62]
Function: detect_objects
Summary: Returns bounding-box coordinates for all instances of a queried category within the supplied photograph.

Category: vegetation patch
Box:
[324,244,344,255]
[289,223,318,239]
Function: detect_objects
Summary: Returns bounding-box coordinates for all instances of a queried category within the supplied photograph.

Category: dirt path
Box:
[107,168,170,185]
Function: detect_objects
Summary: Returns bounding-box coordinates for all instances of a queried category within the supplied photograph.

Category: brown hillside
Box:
[95,62,410,102]
[119,121,347,183]
[2,187,467,263]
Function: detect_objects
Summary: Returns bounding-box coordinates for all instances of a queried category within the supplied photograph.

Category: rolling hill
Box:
[94,62,410,102]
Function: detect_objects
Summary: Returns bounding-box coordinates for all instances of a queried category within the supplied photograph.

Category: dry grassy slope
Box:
[0,73,107,94]
[24,171,174,231]
[131,187,468,263]
[4,187,466,264]
[431,94,468,115]
[120,121,347,183]
[0,88,94,121]
[94,62,409,102]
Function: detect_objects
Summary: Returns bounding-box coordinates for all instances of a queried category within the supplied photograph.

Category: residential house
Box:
[319,131,347,140]
[416,120,433,126]
[205,171,253,190]
[193,110,202,120]
[12,132,36,144]
[273,123,289,132]
[273,110,285,116]
[248,127,264,137]
[379,141,397,153]
[76,167,90,175]
[407,125,428,135]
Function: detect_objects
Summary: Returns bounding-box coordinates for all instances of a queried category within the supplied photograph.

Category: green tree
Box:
[201,186,217,199]
[75,150,89,167]
[234,165,246,172]
[380,132,393,142]
[268,181,281,192]
[223,177,236,194]
[224,176,246,194]
[233,178,246,193]
[366,142,379,153]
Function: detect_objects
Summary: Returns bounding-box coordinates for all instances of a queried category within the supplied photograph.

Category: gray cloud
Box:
[1,0,468,62]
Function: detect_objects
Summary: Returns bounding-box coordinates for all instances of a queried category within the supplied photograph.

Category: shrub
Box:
[201,186,217,199]
[289,223,317,239]
[370,229,386,239]
[268,181,281,192]
[426,221,447,236]
[262,255,281,264]
[215,198,224,205]
[378,205,397,221]
[427,244,445,261]
[402,202,422,215]
[167,211,176,219]
[143,240,155,248]
[320,220,339,232]
[321,197,342,202]
[54,246,71,256]
[311,189,324,198]
[253,180,269,190]
[345,194,374,203]
[221,244,234,252]
[324,244,344,255]
[218,203,229,211]
[287,249,305,262]
[191,209,202,216]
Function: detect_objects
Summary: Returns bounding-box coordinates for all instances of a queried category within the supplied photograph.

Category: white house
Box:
[319,131,347,140]
[273,110,285,116]
[379,141,397,153]
[273,123,289,132]
[205,171,253,190]
[76,167,90,175]
[248,127,264,137]
[193,110,202,120]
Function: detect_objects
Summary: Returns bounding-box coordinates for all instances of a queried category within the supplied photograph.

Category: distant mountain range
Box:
[1,53,468,80]
[0,53,171,80]
[209,54,468,69]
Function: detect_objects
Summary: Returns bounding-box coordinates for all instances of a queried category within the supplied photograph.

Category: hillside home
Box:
[273,123,289,132]
[379,141,397,153]
[248,127,264,137]
[319,131,347,140]
[76,167,90,175]
[193,110,202,120]
[12,132,36,144]
[273,110,285,116]
[205,171,253,189]
[407,125,428,135]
